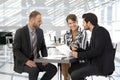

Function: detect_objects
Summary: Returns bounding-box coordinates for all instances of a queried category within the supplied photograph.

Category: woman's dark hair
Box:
[82,13,98,26]
[66,14,77,23]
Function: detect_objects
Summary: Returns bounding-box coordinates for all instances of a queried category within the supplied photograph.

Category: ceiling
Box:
[0,0,119,32]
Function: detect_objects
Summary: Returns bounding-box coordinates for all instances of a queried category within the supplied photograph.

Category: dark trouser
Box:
[68,61,101,80]
[23,63,57,80]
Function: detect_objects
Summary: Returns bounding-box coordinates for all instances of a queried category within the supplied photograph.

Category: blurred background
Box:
[0,0,120,80]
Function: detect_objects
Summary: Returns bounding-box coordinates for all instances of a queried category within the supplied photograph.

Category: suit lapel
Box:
[24,25,32,52]
[36,29,40,51]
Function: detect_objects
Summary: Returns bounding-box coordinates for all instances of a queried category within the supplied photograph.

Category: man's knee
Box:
[71,72,85,80]
[51,64,57,72]
[29,67,39,74]
[71,72,78,80]
[46,64,57,73]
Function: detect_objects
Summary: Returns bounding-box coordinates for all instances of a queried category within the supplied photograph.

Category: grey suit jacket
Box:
[13,25,47,73]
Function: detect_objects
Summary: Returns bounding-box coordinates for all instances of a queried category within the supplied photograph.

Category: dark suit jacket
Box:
[77,26,115,75]
[13,25,47,73]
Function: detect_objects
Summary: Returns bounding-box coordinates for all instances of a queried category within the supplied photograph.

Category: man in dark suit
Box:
[68,13,114,80]
[13,10,57,80]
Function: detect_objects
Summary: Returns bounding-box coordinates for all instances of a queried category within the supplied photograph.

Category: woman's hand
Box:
[70,51,78,58]
[70,45,78,51]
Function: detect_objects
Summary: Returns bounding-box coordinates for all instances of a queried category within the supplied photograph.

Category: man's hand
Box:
[25,60,37,68]
[71,45,78,51]
[71,51,78,58]
[42,62,48,66]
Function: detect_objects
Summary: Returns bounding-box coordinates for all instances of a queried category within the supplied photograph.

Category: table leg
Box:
[58,63,62,80]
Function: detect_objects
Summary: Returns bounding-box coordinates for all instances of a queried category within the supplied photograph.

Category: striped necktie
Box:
[31,30,37,58]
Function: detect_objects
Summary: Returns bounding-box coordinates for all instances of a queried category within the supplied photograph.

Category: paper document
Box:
[43,55,66,60]
[56,44,72,57]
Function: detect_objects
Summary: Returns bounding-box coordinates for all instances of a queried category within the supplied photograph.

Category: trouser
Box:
[23,63,57,80]
[68,61,101,80]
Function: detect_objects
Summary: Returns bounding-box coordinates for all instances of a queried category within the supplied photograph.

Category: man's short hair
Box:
[66,14,78,23]
[29,10,41,20]
[82,13,98,26]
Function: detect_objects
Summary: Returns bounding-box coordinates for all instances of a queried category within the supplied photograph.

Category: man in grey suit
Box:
[13,10,57,80]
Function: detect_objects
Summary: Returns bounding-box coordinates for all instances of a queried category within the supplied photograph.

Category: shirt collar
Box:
[67,26,81,34]
[28,24,36,33]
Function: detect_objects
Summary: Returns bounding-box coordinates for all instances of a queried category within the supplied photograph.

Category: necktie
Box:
[31,30,37,58]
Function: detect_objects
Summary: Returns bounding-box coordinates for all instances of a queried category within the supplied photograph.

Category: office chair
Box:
[11,72,28,80]
[90,43,117,80]
[6,36,13,63]
[90,75,115,80]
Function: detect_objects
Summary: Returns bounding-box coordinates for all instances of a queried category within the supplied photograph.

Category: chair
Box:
[11,72,28,80]
[90,75,115,80]
[6,36,13,63]
[90,43,117,80]
[11,71,43,80]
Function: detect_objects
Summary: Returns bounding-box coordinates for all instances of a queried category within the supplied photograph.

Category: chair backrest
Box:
[112,43,117,53]
[6,36,13,48]
[111,43,117,71]
[90,43,117,78]
[102,42,117,75]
